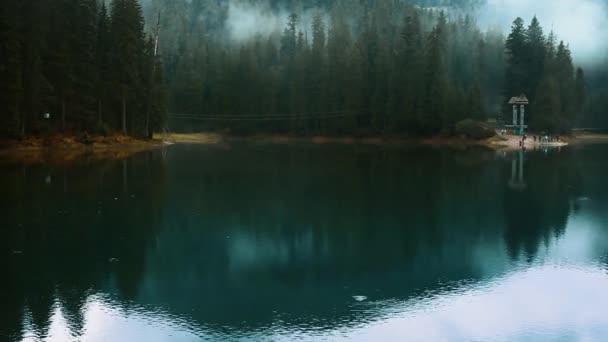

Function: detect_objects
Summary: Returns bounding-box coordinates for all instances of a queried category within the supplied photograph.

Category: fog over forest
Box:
[478,0,608,63]
[141,0,608,64]
[134,0,605,134]
[2,0,607,139]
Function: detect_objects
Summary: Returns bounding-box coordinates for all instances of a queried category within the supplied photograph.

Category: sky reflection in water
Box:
[3,144,608,341]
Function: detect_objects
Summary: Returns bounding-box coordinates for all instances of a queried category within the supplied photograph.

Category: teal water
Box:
[1,143,608,341]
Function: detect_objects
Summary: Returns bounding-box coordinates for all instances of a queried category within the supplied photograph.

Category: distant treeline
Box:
[151,0,585,135]
[0,0,594,137]
[0,0,166,138]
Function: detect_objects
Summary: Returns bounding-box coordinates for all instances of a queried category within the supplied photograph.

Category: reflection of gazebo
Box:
[507,95,529,135]
[508,150,526,191]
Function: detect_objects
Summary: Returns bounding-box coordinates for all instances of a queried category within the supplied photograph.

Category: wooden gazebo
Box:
[507,94,529,135]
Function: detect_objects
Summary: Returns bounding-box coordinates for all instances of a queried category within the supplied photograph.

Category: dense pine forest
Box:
[0,0,165,138]
[0,0,602,138]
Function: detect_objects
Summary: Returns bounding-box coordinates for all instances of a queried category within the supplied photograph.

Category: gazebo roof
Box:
[508,94,529,105]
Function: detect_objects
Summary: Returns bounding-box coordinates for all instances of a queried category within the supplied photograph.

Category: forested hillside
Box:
[0,0,165,138]
[146,0,584,135]
[0,0,596,137]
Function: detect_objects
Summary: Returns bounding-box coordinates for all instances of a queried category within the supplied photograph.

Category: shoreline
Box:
[488,134,570,151]
[159,132,608,151]
[1,132,606,161]
[0,135,164,164]
[156,132,499,149]
[158,132,607,149]
[0,134,163,151]
[572,133,608,143]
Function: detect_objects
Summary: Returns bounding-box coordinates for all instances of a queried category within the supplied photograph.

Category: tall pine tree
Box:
[110,0,146,135]
[0,1,23,136]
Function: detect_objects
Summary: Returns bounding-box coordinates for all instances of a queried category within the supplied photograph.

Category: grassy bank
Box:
[0,134,164,164]
[0,134,163,151]
[157,131,608,150]
[572,133,608,143]
[156,132,499,149]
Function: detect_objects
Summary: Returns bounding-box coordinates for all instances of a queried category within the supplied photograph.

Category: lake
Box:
[1,142,608,341]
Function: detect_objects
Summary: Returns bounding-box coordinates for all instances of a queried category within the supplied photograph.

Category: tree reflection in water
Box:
[0,143,605,341]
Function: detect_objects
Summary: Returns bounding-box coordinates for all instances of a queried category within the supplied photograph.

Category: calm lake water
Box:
[1,142,608,341]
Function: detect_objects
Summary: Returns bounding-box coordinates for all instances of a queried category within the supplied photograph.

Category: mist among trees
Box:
[0,0,602,138]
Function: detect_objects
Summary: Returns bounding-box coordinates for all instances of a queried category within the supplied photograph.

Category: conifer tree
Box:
[0,1,23,136]
[532,74,561,133]
[19,0,48,136]
[505,18,527,102]
[0,1,595,138]
[575,67,586,117]
[110,0,146,135]
[525,16,546,100]
[71,0,98,126]
[96,2,112,127]
[421,12,449,133]
[310,12,326,132]
[46,2,73,131]
[392,6,423,131]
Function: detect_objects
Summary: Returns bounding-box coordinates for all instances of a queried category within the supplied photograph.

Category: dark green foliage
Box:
[96,2,112,128]
[144,38,168,137]
[1,0,592,138]
[554,42,576,129]
[0,0,167,138]
[0,1,23,136]
[504,18,527,104]
[574,68,586,117]
[505,16,582,134]
[531,75,561,133]
[421,12,449,134]
[389,6,423,131]
[579,61,608,129]
[154,2,515,136]
[110,0,146,134]
[467,81,484,121]
[524,16,546,99]
[18,0,48,136]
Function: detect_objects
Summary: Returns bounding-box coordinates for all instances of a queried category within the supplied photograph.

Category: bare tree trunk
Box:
[145,105,150,139]
[122,86,127,135]
[19,105,25,137]
[61,98,66,132]
[98,99,103,125]
[145,12,162,140]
